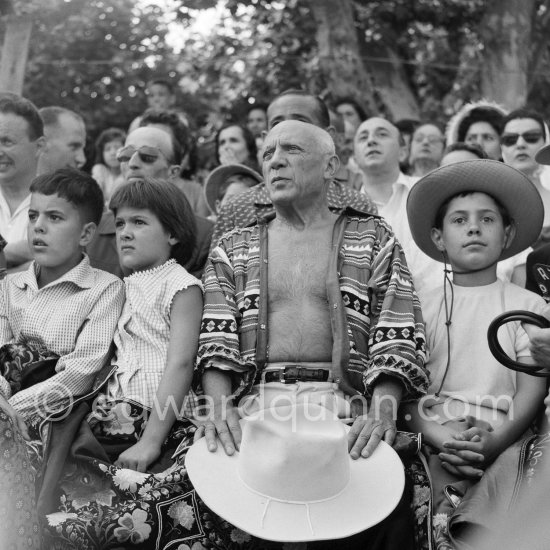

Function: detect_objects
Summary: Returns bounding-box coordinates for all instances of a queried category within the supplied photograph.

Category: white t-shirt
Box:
[419,279,548,426]
[0,192,30,243]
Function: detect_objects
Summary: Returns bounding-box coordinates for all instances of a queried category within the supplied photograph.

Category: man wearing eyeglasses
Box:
[87,125,213,278]
[408,122,445,178]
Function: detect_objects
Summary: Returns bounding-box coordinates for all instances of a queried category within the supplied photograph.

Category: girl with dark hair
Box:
[91,127,126,202]
[43,177,204,548]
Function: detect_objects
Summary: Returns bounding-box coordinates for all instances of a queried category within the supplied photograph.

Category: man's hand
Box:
[200,399,242,456]
[348,402,397,459]
[0,394,30,441]
[115,439,161,472]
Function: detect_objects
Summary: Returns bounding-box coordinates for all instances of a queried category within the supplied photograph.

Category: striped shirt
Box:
[0,255,124,420]
[196,210,428,401]
[211,179,378,250]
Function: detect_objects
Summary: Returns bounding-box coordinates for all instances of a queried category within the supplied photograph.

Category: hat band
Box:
[238,468,351,536]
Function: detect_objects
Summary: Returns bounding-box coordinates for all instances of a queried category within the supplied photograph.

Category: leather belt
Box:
[256,365,332,384]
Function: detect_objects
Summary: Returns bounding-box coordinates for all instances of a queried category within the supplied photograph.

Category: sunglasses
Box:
[116,145,168,164]
[500,131,543,147]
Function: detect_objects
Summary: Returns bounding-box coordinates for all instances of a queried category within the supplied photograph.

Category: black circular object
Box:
[487,310,550,377]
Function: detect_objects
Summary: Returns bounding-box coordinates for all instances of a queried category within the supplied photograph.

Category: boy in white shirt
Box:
[403,159,548,547]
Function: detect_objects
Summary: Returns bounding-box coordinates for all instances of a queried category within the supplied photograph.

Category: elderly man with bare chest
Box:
[195,120,428,549]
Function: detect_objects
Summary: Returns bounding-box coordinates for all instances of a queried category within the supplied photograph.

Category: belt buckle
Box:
[281,365,299,384]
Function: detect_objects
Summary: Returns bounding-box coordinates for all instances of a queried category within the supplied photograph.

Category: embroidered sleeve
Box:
[195,239,257,396]
[361,219,429,400]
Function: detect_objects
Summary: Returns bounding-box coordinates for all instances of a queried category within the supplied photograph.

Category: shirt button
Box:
[335,377,341,383]
[333,304,338,309]
[260,324,266,330]
[263,259,268,263]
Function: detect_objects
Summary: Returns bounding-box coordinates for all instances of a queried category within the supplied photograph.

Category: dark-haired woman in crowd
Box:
[215,123,260,172]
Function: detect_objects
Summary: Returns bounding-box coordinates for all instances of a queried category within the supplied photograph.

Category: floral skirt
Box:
[41,399,306,550]
[40,399,432,550]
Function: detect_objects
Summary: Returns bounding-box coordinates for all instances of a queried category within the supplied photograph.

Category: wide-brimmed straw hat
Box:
[186,403,405,542]
[406,159,544,262]
[204,163,262,214]
[535,144,550,165]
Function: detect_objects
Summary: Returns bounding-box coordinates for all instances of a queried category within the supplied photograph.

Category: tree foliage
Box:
[3,0,550,139]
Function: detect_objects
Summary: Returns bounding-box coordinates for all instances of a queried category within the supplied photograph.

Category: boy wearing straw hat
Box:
[404,159,548,547]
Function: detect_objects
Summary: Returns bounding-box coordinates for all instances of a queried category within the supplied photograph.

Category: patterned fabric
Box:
[42,402,430,550]
[0,255,125,421]
[0,412,41,550]
[196,210,428,402]
[0,341,59,398]
[105,259,202,411]
[42,401,203,550]
[211,179,378,249]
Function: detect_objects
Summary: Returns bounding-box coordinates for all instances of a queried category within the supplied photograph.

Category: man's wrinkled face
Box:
[353,117,401,173]
[261,120,334,206]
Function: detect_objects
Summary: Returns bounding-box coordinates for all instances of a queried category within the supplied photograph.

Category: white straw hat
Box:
[186,403,405,542]
[407,159,544,262]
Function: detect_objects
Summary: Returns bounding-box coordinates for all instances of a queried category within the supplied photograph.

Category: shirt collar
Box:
[14,253,95,290]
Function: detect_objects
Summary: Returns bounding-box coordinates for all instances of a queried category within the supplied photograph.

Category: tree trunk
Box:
[479,0,536,109]
[362,41,421,120]
[0,15,32,94]
[307,0,377,116]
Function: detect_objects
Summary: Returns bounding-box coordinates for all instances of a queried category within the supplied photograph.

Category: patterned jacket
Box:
[210,177,377,250]
[196,209,428,402]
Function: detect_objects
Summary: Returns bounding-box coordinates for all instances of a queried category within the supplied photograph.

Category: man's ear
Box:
[398,143,409,165]
[80,222,97,248]
[430,227,446,252]
[326,126,337,140]
[503,224,516,250]
[325,154,340,179]
[168,164,181,180]
[35,136,47,157]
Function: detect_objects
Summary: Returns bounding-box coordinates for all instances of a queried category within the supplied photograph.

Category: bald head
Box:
[262,120,339,208]
[37,107,86,173]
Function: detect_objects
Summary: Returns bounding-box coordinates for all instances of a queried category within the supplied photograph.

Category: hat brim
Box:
[186,426,404,542]
[204,164,262,214]
[536,144,550,166]
[406,159,544,262]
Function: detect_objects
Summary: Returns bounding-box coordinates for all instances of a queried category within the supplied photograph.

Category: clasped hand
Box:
[439,424,498,479]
